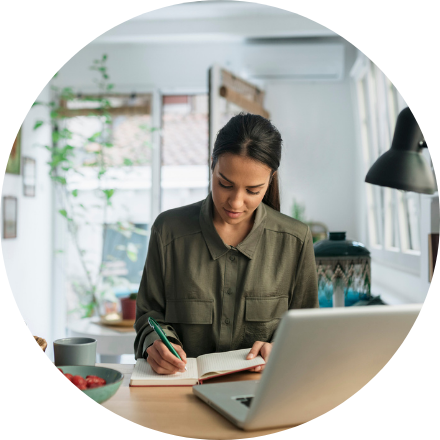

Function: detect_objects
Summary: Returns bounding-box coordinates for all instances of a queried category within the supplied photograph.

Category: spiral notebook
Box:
[129,348,265,386]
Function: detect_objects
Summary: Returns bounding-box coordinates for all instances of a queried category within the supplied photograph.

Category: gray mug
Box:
[53,337,97,366]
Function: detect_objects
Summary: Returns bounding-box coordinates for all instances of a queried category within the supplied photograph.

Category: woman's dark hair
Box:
[211,112,282,211]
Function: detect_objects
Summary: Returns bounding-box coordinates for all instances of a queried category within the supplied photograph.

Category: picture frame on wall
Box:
[6,129,22,175]
[23,157,36,197]
[3,196,17,239]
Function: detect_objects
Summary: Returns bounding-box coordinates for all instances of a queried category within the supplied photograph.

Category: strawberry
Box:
[71,375,87,390]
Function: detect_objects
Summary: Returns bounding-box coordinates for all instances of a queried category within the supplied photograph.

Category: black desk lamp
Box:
[365,107,437,194]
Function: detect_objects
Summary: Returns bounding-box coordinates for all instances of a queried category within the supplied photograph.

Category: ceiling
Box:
[93,0,337,44]
[131,1,293,20]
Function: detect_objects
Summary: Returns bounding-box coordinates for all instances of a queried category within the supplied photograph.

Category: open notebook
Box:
[130,348,265,386]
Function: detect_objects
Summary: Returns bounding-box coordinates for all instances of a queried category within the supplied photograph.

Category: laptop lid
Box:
[243,304,421,430]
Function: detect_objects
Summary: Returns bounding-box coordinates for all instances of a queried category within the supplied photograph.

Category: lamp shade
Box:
[365,107,437,194]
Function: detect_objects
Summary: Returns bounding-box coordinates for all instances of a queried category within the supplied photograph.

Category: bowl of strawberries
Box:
[57,365,124,404]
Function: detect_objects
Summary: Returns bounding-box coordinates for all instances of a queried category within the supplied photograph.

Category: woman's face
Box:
[211,153,272,226]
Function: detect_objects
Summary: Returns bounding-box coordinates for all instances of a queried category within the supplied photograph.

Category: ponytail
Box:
[263,171,280,212]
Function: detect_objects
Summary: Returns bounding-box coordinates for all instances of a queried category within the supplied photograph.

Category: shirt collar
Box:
[199,193,267,260]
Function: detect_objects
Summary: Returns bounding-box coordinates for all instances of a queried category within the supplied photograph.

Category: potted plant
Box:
[120,293,137,320]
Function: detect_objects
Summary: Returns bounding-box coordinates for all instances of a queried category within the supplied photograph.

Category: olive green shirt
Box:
[134,193,318,359]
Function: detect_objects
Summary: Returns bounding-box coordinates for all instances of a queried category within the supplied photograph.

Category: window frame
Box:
[350,53,421,276]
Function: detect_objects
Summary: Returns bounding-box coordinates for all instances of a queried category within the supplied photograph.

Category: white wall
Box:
[1,86,54,350]
[266,67,358,238]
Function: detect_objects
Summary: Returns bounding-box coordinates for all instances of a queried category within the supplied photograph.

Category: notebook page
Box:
[131,358,198,382]
[197,348,265,379]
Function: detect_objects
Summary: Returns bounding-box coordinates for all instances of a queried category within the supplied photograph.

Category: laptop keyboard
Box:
[235,396,254,408]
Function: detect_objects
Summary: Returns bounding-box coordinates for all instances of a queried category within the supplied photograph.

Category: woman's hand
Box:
[246,341,273,373]
[146,339,187,375]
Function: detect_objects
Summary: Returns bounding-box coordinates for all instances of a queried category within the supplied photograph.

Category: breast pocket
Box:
[241,296,288,347]
[165,299,214,325]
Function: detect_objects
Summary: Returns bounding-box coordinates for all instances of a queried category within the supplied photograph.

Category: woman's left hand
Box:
[246,341,273,373]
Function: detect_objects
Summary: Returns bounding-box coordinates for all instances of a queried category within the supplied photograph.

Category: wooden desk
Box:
[98,363,291,439]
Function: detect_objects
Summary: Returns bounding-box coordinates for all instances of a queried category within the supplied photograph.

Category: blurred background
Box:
[2,0,438,362]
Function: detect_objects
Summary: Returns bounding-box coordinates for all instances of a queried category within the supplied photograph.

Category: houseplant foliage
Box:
[33,54,152,318]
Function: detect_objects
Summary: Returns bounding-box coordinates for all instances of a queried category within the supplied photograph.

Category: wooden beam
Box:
[219,86,270,119]
[56,105,151,118]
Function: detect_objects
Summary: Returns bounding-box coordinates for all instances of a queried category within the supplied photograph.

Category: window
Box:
[160,94,209,211]
[55,94,154,316]
[351,54,421,273]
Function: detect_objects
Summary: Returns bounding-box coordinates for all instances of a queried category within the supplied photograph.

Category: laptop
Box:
[192,304,421,430]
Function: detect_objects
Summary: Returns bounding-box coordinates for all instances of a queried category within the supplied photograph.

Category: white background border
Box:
[1,1,439,438]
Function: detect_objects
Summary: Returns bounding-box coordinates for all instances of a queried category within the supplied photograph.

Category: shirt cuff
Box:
[142,327,182,358]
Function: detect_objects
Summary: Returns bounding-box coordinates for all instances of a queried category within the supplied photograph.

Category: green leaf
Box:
[80,302,97,318]
[52,131,60,143]
[126,242,138,262]
[87,131,102,142]
[59,209,68,218]
[53,128,73,143]
[32,101,43,107]
[102,189,115,203]
[52,176,67,185]
[104,142,113,148]
[123,158,133,166]
[102,54,107,61]
[98,169,107,179]
[60,87,75,100]
[106,84,114,91]
[72,189,78,197]
[34,120,44,130]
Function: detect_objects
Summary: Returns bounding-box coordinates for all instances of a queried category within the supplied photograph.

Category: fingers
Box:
[146,340,187,375]
[247,341,273,373]
[246,341,265,360]
[260,342,273,362]
[154,340,187,368]
[173,343,187,363]
[148,356,177,375]
[249,365,265,373]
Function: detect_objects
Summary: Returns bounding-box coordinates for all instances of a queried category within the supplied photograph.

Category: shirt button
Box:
[225,318,230,325]
[229,255,235,261]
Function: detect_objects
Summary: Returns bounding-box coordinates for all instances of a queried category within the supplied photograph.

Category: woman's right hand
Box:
[146,339,187,375]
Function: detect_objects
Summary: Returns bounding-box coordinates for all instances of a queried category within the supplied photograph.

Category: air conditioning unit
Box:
[239,43,344,81]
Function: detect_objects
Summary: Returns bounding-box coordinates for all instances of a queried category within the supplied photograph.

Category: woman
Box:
[134,113,318,375]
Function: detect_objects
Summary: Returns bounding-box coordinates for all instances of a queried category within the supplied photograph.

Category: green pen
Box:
[148,317,187,371]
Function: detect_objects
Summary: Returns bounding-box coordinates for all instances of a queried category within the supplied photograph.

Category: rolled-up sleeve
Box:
[133,226,182,359]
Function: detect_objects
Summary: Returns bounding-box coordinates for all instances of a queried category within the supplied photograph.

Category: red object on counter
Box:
[120,297,137,320]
